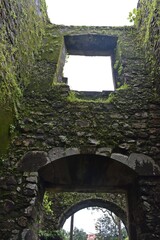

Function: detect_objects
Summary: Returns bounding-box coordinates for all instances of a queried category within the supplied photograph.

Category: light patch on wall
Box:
[63,56,114,91]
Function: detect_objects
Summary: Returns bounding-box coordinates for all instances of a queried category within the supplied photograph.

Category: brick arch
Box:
[58,198,128,231]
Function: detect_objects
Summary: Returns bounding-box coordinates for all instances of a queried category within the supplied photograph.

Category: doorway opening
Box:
[42,191,128,240]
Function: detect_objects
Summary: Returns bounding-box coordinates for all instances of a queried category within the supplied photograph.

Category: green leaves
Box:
[128,8,138,23]
[43,192,54,215]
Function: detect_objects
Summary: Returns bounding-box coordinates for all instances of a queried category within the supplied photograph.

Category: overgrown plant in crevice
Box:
[43,192,54,216]
[116,83,129,91]
[128,8,140,26]
[67,91,117,104]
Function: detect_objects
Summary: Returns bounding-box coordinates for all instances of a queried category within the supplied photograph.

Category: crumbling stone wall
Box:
[136,177,160,239]
[0,0,47,155]
[3,24,159,240]
[0,0,47,239]
[0,0,160,239]
[0,171,43,239]
[12,25,160,162]
[137,0,160,92]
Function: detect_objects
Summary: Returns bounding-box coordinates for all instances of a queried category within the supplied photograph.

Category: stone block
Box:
[20,151,49,171]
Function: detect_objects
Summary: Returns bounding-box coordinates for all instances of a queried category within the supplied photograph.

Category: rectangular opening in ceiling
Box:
[63,55,114,91]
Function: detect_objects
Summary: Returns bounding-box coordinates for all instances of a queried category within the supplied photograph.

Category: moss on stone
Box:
[0,106,14,155]
[0,0,48,155]
[133,0,160,91]
[0,0,47,111]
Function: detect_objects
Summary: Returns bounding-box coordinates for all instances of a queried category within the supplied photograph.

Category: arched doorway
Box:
[37,152,137,239]
[58,198,128,231]
[20,148,160,239]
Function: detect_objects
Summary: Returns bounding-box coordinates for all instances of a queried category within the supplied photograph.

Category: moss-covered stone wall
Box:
[2,24,158,239]
[136,0,160,91]
[10,25,160,163]
[0,0,47,155]
[0,0,160,239]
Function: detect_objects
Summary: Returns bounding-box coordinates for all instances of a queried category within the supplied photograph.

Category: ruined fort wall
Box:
[0,0,47,155]
[0,0,160,239]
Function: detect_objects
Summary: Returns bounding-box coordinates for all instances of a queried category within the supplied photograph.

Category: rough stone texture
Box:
[0,170,43,239]
[64,34,118,55]
[8,24,159,169]
[20,148,160,177]
[20,151,49,171]
[0,0,160,239]
[137,0,160,92]
[0,0,47,156]
[135,178,160,240]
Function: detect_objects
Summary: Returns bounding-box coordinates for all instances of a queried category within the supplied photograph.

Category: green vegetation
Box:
[104,93,116,103]
[128,8,140,25]
[67,91,117,104]
[43,192,54,215]
[39,229,68,240]
[0,108,14,155]
[117,83,129,91]
[41,192,126,239]
[130,0,159,80]
[72,227,87,240]
[0,0,159,239]
[95,211,128,240]
[114,39,123,77]
[0,0,47,110]
[0,26,22,110]
[67,91,79,102]
[0,0,47,155]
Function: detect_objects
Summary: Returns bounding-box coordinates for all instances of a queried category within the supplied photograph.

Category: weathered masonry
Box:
[0,0,160,239]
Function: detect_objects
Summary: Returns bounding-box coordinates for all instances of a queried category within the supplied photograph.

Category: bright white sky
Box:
[64,56,114,91]
[45,0,138,26]
[63,208,103,234]
[45,0,138,92]
[45,0,138,233]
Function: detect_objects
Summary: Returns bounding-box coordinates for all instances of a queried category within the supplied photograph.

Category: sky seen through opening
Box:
[45,0,138,233]
[46,0,138,92]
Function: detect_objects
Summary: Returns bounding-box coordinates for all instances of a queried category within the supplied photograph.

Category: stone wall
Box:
[0,171,43,239]
[137,0,160,91]
[0,0,160,239]
[11,25,160,164]
[0,0,47,155]
[0,0,47,238]
[1,24,158,239]
[136,177,160,239]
